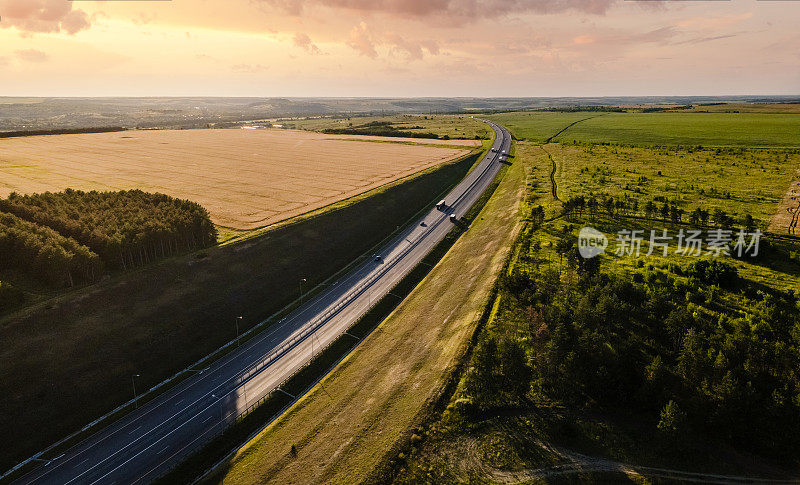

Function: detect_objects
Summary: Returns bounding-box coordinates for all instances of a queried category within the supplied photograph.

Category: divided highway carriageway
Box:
[16,120,513,485]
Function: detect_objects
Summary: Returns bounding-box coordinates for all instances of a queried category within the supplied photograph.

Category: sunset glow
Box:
[0,0,798,96]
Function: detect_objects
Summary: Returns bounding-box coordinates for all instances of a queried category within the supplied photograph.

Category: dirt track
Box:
[769,168,800,234]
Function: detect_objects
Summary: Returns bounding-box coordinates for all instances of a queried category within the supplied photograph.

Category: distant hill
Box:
[1,95,798,133]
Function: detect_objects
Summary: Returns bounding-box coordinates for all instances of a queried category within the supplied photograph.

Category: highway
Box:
[16,120,512,485]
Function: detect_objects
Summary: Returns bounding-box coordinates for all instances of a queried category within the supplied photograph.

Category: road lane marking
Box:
[36,124,507,485]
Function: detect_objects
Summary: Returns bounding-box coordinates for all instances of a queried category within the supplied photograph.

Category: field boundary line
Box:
[544,114,603,144]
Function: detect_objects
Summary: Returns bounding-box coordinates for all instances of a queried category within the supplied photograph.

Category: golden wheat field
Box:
[0,129,478,229]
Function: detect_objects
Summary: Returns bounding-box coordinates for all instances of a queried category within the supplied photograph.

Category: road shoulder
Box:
[212,140,526,485]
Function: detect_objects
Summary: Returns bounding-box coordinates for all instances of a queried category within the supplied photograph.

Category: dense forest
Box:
[322,121,443,139]
[0,280,25,314]
[457,220,800,463]
[0,211,102,287]
[0,189,217,271]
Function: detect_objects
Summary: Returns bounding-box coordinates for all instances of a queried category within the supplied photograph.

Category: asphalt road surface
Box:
[17,120,512,485]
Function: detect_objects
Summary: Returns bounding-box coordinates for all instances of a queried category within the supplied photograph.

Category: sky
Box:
[0,0,798,97]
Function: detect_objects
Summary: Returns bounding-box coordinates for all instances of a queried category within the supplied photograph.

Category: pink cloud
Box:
[293,32,322,54]
[675,12,753,29]
[15,48,49,62]
[568,26,677,50]
[0,0,90,34]
[345,22,440,60]
[384,32,440,59]
[347,22,378,58]
[261,0,615,22]
[231,63,269,73]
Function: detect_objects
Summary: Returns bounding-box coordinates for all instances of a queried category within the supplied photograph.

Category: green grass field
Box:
[550,143,799,228]
[555,112,800,147]
[203,110,800,484]
[395,110,800,483]
[485,112,604,142]
[489,110,800,147]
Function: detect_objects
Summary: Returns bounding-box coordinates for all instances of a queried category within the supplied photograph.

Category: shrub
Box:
[685,259,738,288]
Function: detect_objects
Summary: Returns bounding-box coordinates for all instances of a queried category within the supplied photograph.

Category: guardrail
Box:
[174,124,511,484]
[225,125,507,397]
[4,123,508,484]
[150,124,509,480]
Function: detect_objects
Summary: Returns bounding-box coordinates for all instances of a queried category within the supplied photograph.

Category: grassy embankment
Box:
[395,110,800,483]
[207,130,527,485]
[0,147,482,472]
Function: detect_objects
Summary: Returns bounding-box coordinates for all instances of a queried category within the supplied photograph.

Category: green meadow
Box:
[397,108,800,483]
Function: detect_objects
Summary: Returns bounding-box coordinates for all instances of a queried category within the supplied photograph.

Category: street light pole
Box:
[236,316,243,347]
[300,278,307,304]
[132,374,141,409]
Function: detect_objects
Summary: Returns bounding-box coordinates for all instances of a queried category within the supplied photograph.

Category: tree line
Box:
[0,211,102,287]
[322,121,443,139]
[0,189,217,287]
[0,127,125,138]
[562,193,757,230]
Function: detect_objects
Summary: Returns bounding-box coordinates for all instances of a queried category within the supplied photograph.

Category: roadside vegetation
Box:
[396,229,800,482]
[392,109,800,483]
[207,127,528,485]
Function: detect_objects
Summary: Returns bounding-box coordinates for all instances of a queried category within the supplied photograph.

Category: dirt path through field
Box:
[768,168,800,234]
[534,116,602,204]
[444,433,795,484]
[539,145,561,202]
